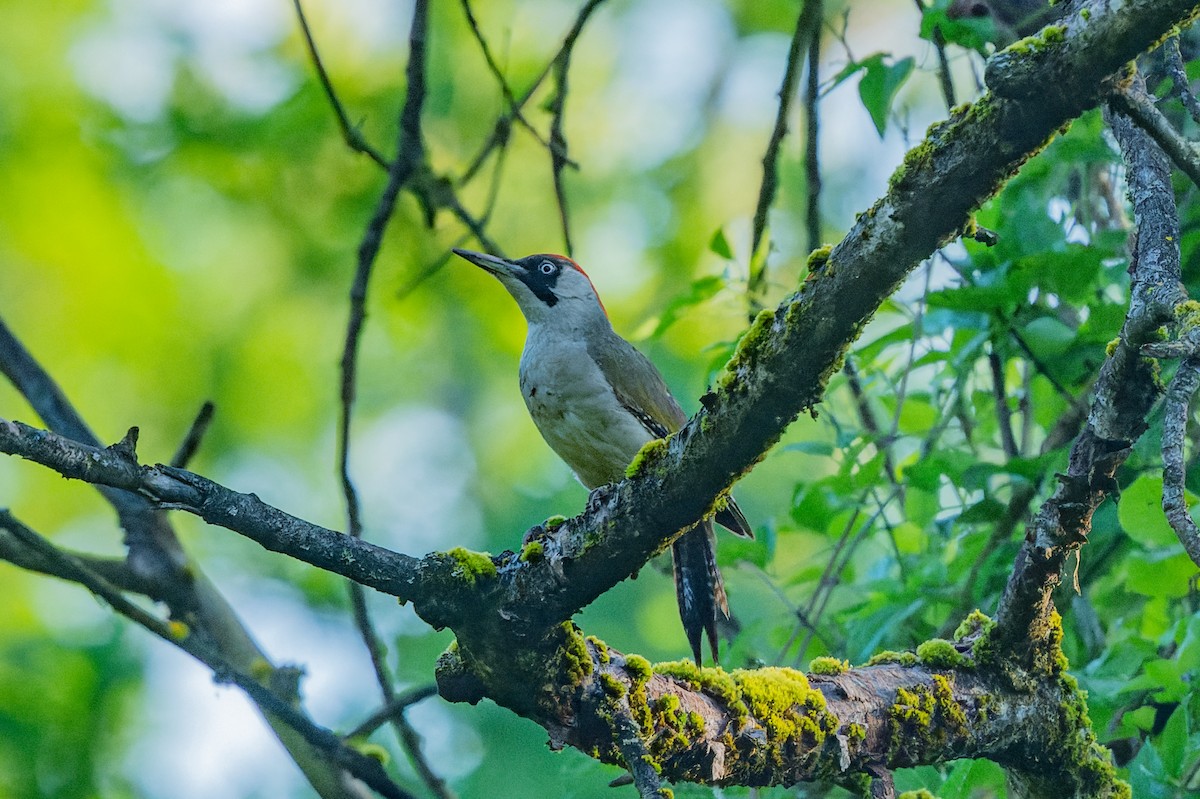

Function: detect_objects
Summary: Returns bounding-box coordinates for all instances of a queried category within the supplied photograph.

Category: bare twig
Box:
[995,77,1187,656]
[0,316,184,576]
[458,0,577,168]
[291,0,390,168]
[346,685,439,740]
[843,357,897,484]
[458,0,608,187]
[988,348,1019,458]
[0,519,156,596]
[332,4,453,797]
[748,0,823,311]
[804,17,823,253]
[170,401,215,469]
[547,0,608,255]
[1160,356,1200,565]
[914,0,956,111]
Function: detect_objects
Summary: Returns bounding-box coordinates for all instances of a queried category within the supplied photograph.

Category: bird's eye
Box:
[539,261,556,275]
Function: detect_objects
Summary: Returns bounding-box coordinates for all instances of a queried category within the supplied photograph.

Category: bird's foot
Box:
[585,485,613,515]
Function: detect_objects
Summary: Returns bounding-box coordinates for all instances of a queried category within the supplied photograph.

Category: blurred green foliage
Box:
[0,1,1198,798]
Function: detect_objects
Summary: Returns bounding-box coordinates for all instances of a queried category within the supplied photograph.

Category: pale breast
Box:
[519,334,654,489]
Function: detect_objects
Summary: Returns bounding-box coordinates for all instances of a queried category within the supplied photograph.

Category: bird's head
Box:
[453,249,608,328]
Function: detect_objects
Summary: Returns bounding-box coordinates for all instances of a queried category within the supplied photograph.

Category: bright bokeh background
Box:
[7,1,1195,798]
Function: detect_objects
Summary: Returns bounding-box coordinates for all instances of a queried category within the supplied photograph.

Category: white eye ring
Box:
[539,261,556,275]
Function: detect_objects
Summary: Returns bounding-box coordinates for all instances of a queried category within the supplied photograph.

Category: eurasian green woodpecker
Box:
[454,248,752,665]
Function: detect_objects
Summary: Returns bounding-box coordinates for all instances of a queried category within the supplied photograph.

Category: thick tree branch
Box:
[0,0,1195,790]
[995,72,1187,661]
[437,628,1118,792]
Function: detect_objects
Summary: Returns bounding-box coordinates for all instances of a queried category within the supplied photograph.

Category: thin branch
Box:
[458,0,577,169]
[1166,35,1200,125]
[346,685,439,740]
[0,316,183,575]
[291,0,390,168]
[988,348,1019,459]
[331,10,453,796]
[804,17,823,253]
[0,509,415,799]
[0,319,374,798]
[1110,83,1200,190]
[170,401,215,469]
[915,0,956,111]
[995,75,1188,656]
[843,357,897,484]
[748,0,823,311]
[547,0,608,255]
[458,0,608,187]
[0,521,156,596]
[1159,356,1200,566]
[337,0,427,700]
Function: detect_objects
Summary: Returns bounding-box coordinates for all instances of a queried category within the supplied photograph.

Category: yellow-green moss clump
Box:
[625,437,668,479]
[654,661,837,755]
[897,790,940,799]
[446,546,496,586]
[1175,299,1200,328]
[714,308,777,395]
[544,514,568,528]
[809,657,850,676]
[587,636,611,664]
[916,639,968,669]
[887,675,969,760]
[805,244,833,279]
[599,672,627,698]
[1006,24,1067,55]
[556,622,593,685]
[518,540,544,562]
[954,609,995,641]
[866,650,919,667]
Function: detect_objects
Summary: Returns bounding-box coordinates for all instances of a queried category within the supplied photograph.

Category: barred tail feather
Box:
[672,520,726,666]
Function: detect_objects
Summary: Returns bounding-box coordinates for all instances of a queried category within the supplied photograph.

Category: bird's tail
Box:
[672,520,728,666]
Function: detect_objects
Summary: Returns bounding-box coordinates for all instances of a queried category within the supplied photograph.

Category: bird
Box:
[453,248,753,665]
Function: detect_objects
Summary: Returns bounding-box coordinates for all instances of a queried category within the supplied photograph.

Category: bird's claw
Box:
[585,485,613,515]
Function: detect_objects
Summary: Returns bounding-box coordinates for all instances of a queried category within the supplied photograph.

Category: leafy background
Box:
[0,0,1197,797]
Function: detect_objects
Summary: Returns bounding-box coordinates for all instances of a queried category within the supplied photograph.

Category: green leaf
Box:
[1126,550,1196,599]
[919,0,996,55]
[1020,316,1076,357]
[781,440,834,456]
[647,275,724,339]
[1117,475,1181,549]
[857,54,914,137]
[709,227,734,260]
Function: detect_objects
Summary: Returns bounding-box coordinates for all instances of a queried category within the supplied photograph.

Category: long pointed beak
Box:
[452,248,517,278]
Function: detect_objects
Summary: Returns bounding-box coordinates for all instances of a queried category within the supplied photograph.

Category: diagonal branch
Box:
[1160,355,1200,565]
[291,0,390,168]
[457,0,608,186]
[1109,80,1200,189]
[994,71,1187,657]
[747,0,824,310]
